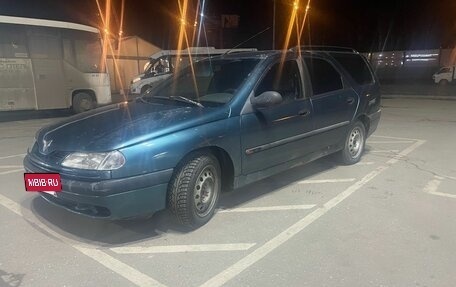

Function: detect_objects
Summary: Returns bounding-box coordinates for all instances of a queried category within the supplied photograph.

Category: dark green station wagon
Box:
[24,47,381,228]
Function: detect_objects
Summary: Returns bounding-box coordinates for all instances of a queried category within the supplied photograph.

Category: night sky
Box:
[1,0,455,52]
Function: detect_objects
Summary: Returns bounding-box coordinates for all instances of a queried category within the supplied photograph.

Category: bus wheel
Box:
[73,92,95,113]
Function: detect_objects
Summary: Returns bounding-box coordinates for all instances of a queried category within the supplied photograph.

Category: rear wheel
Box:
[339,121,366,165]
[72,92,95,113]
[167,153,221,228]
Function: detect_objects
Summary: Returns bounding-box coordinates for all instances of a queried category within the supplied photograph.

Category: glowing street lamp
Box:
[293,1,299,10]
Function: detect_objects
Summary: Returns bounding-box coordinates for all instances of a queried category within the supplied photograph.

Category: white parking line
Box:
[355,161,375,165]
[111,243,256,254]
[0,154,26,160]
[423,176,456,199]
[298,178,356,184]
[370,150,400,153]
[0,169,24,175]
[0,165,23,169]
[200,140,425,287]
[0,193,166,287]
[371,135,420,141]
[76,247,166,286]
[367,141,414,144]
[218,204,316,213]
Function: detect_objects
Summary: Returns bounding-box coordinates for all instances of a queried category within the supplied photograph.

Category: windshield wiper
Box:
[152,95,204,108]
[172,96,204,108]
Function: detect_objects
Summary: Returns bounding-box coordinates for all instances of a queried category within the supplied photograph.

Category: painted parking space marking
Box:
[423,176,456,199]
[111,243,256,255]
[370,150,400,153]
[200,140,425,287]
[218,204,316,213]
[298,178,356,184]
[0,169,24,175]
[0,193,167,287]
[0,154,26,160]
[367,140,414,144]
[355,161,375,165]
[0,165,23,169]
[371,135,421,141]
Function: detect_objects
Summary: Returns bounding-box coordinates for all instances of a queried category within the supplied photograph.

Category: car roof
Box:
[205,48,361,61]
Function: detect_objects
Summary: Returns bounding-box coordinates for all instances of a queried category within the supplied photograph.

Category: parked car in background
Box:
[24,47,381,228]
[433,66,456,85]
[129,47,256,96]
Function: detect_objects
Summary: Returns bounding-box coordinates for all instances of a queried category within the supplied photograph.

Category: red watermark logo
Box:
[24,173,62,192]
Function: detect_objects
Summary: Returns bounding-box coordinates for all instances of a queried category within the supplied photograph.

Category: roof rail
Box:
[291,46,359,53]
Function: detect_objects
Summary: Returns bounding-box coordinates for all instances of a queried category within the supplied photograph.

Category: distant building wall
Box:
[364,48,456,82]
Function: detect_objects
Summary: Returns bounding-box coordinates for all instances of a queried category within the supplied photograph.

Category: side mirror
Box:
[250,91,283,109]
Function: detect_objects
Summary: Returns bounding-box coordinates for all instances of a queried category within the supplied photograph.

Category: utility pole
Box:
[272,0,276,49]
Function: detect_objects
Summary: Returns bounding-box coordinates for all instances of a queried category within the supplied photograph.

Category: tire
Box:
[439,79,449,86]
[167,153,221,228]
[339,121,366,165]
[72,92,95,113]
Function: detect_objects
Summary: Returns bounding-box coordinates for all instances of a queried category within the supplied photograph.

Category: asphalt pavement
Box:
[0,98,455,287]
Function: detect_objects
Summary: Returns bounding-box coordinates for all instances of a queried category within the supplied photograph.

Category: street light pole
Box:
[272,0,276,49]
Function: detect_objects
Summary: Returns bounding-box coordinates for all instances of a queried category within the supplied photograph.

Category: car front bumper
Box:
[24,155,173,219]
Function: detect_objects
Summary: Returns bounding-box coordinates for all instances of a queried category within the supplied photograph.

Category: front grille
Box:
[30,143,69,165]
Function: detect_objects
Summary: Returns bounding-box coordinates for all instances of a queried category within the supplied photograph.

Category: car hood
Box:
[35,101,229,154]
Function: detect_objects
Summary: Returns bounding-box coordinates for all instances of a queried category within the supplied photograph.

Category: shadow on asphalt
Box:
[28,156,341,246]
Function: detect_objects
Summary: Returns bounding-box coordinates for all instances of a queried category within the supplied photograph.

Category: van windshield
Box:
[142,58,259,106]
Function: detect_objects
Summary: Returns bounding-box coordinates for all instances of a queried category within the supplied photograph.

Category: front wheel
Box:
[167,153,221,228]
[339,121,366,165]
[72,92,95,113]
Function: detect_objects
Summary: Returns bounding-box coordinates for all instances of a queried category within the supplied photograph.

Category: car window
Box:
[304,57,343,96]
[146,58,259,106]
[439,67,451,73]
[256,60,303,101]
[330,53,374,85]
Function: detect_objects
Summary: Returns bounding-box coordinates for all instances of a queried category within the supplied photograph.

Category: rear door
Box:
[329,52,380,116]
[240,59,313,174]
[303,56,357,146]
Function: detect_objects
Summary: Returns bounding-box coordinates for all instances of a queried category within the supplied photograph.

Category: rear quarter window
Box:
[330,53,374,85]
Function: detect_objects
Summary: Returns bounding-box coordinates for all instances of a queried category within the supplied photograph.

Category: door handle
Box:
[298,109,310,117]
[347,97,355,105]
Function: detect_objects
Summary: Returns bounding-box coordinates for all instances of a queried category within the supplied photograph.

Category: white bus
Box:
[0,15,111,113]
[129,47,257,95]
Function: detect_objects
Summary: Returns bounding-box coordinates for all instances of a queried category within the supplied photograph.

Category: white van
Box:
[433,66,456,85]
[129,47,256,95]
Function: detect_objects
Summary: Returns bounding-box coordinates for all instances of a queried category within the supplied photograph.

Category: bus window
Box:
[0,25,27,58]
[62,39,76,66]
[74,38,104,73]
[28,34,61,59]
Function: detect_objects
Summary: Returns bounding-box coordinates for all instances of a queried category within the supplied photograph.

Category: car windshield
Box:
[142,58,260,106]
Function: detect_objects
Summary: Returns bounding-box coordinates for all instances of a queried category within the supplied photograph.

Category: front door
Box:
[28,31,67,109]
[240,59,313,175]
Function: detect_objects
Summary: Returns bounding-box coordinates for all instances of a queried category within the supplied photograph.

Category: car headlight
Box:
[131,77,141,84]
[61,151,125,170]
